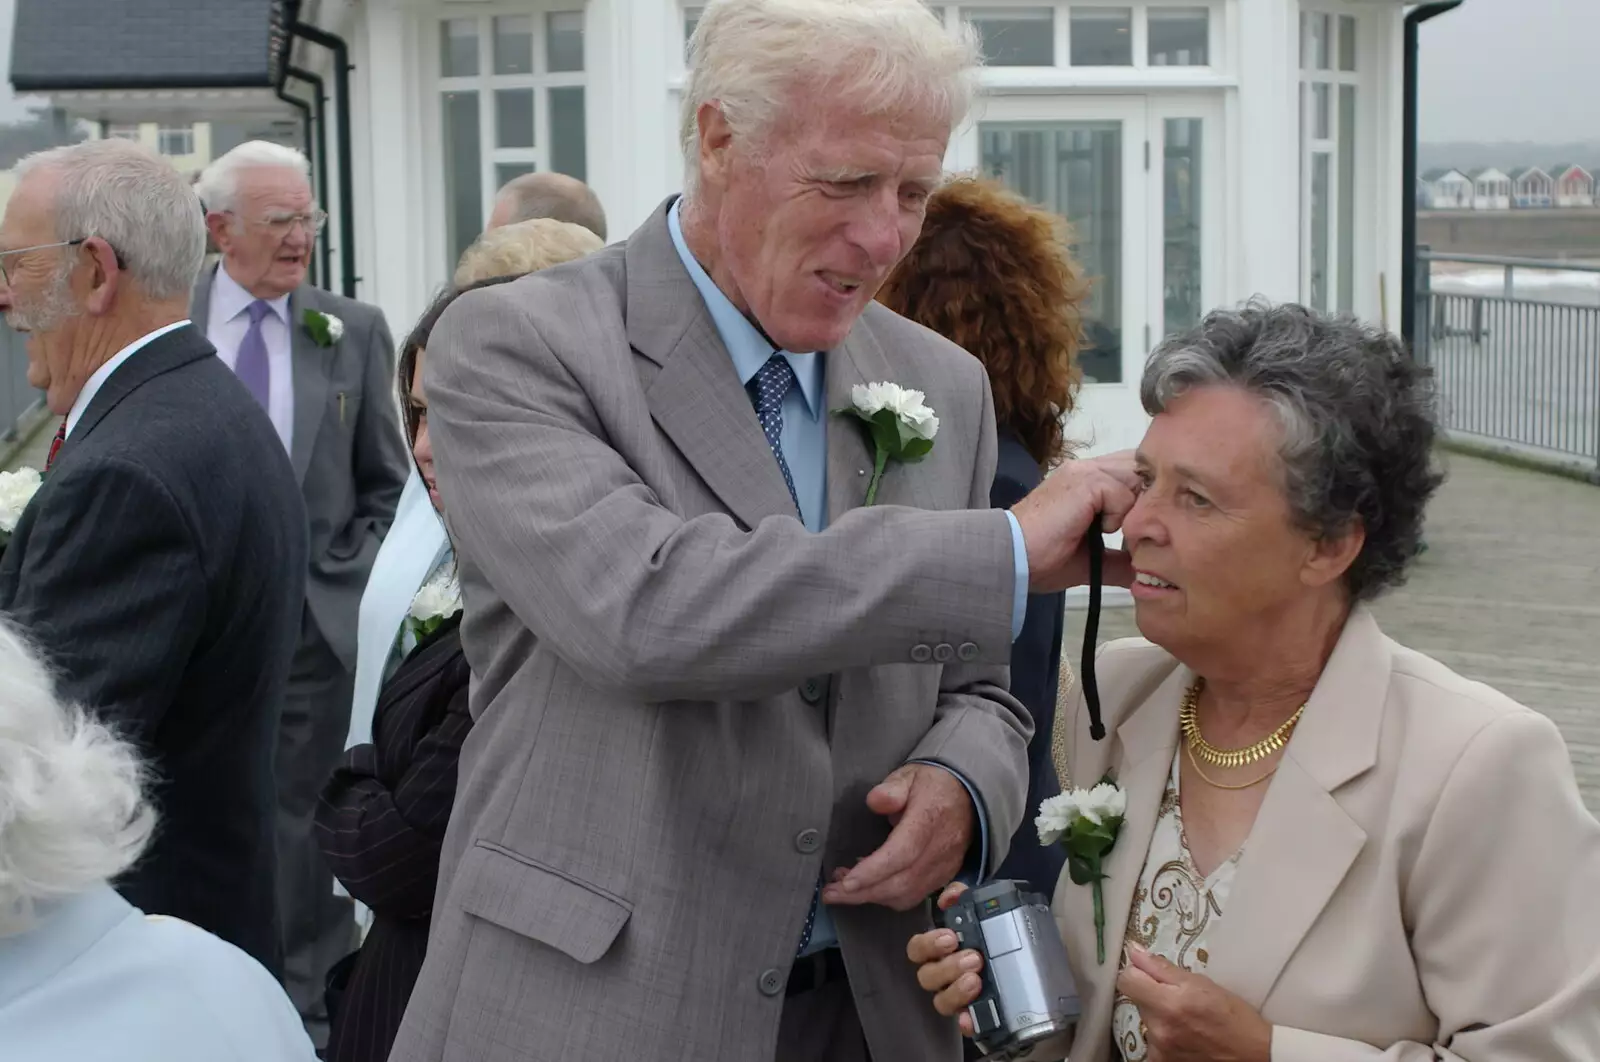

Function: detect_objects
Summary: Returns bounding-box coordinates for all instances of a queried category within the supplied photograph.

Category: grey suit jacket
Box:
[192,268,409,668]
[388,201,1032,1062]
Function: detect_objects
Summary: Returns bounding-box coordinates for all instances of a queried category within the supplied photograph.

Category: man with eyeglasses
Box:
[193,140,409,1047]
[0,139,308,978]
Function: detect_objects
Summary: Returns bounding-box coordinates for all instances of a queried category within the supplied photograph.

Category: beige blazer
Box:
[387,201,1031,1062]
[1035,606,1600,1062]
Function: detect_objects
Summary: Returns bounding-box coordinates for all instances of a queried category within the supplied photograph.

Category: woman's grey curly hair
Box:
[1141,300,1445,601]
[0,618,154,935]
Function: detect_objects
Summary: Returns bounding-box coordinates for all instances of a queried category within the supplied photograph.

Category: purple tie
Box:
[236,299,272,411]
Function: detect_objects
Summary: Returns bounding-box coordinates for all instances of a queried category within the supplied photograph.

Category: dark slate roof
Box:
[11,0,290,92]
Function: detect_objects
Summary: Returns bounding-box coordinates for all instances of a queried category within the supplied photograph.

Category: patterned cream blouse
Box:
[1110,754,1243,1062]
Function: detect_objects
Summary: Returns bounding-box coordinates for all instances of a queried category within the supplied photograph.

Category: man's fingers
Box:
[936,882,969,910]
[866,765,916,817]
[822,827,920,903]
[915,950,983,994]
[1087,449,1141,492]
[934,972,984,1018]
[906,927,960,965]
[826,859,931,911]
[1127,944,1185,985]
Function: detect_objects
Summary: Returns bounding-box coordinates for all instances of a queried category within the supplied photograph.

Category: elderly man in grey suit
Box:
[390,3,1139,1061]
[192,141,410,1045]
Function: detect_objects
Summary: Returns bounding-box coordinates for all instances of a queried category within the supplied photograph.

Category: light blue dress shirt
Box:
[668,200,1029,952]
[0,885,316,1061]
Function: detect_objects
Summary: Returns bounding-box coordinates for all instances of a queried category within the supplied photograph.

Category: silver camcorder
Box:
[940,879,1081,1060]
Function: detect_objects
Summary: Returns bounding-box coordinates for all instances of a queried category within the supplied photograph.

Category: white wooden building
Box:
[1469,167,1512,211]
[12,0,1422,456]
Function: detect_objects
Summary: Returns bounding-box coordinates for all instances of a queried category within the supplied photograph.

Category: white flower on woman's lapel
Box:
[0,467,42,542]
[407,570,462,642]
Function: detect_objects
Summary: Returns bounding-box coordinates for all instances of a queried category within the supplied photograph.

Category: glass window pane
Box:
[1310,12,1330,70]
[496,162,536,191]
[441,18,479,77]
[1309,152,1330,312]
[1148,7,1208,67]
[550,86,587,183]
[1163,118,1203,336]
[493,15,533,75]
[1339,15,1357,71]
[1070,8,1133,67]
[442,91,483,268]
[980,121,1123,383]
[495,89,535,149]
[685,6,702,41]
[548,11,584,72]
[964,7,1055,67]
[1338,86,1356,312]
[1313,83,1330,140]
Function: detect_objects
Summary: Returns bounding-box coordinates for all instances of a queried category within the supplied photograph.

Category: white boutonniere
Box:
[407,570,462,643]
[1037,777,1126,964]
[833,382,939,506]
[0,467,42,548]
[302,308,344,347]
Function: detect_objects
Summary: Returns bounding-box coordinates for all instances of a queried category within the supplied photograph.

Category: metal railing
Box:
[1414,250,1600,477]
[0,324,42,452]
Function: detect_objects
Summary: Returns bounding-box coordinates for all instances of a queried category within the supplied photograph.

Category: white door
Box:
[949,94,1224,458]
[951,96,1149,457]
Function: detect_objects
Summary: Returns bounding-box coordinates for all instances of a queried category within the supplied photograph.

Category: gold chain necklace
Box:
[1179,678,1306,769]
[1185,742,1279,790]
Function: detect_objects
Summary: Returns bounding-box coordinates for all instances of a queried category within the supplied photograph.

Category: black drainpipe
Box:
[286,65,332,292]
[290,21,358,299]
[1401,1,1465,351]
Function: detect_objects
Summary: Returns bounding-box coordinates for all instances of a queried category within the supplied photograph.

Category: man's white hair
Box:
[680,0,980,196]
[15,139,206,302]
[0,619,154,936]
[194,140,312,215]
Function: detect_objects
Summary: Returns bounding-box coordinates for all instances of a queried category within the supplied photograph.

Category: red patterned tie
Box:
[44,416,67,473]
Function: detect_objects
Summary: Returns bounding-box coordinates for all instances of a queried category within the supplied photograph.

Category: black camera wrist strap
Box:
[1081,520,1107,742]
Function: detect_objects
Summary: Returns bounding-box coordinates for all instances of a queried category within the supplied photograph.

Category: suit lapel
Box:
[190,265,214,330]
[1060,669,1183,1061]
[629,203,800,531]
[824,330,887,525]
[288,286,331,484]
[1195,607,1387,1009]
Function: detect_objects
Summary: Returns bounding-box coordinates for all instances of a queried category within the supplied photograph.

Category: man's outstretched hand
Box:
[821,764,974,912]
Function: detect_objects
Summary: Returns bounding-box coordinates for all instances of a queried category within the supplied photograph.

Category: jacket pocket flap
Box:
[454,842,632,965]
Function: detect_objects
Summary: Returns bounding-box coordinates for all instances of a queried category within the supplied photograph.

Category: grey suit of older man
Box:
[193,266,409,1030]
[388,201,1030,1062]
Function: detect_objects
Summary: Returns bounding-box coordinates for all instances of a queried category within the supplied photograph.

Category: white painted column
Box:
[355,1,429,335]
[1231,0,1302,303]
[587,0,679,241]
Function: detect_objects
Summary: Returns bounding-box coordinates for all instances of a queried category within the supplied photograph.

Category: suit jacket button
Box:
[957,642,979,662]
[758,968,784,996]
[910,644,933,663]
[933,643,955,663]
[799,678,826,705]
[795,828,822,854]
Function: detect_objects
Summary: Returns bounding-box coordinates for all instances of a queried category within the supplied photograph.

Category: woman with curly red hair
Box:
[878,174,1091,897]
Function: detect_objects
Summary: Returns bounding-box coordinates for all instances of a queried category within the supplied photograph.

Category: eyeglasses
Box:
[0,238,85,286]
[234,210,328,238]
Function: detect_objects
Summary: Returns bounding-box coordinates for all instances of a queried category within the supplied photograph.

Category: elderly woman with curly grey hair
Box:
[909,301,1600,1061]
[0,618,315,1060]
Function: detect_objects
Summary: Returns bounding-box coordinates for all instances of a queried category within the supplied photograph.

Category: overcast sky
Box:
[1418,0,1598,144]
[0,0,1587,143]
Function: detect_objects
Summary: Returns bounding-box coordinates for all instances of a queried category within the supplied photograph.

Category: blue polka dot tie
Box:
[749,354,802,514]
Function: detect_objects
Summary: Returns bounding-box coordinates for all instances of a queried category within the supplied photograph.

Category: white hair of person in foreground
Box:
[0,617,153,936]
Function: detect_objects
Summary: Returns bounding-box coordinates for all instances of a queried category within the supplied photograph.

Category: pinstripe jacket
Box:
[315,616,471,1062]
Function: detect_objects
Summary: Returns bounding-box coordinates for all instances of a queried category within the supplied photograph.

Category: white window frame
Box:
[1298,7,1361,314]
[106,123,141,141]
[431,7,588,233]
[156,125,195,157]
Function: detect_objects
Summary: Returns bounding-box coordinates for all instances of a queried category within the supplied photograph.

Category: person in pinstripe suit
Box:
[312,275,516,1062]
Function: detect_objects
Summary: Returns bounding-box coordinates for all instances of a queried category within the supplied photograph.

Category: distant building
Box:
[1553,164,1596,209]
[1468,167,1512,211]
[1422,168,1473,210]
[1509,166,1553,209]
